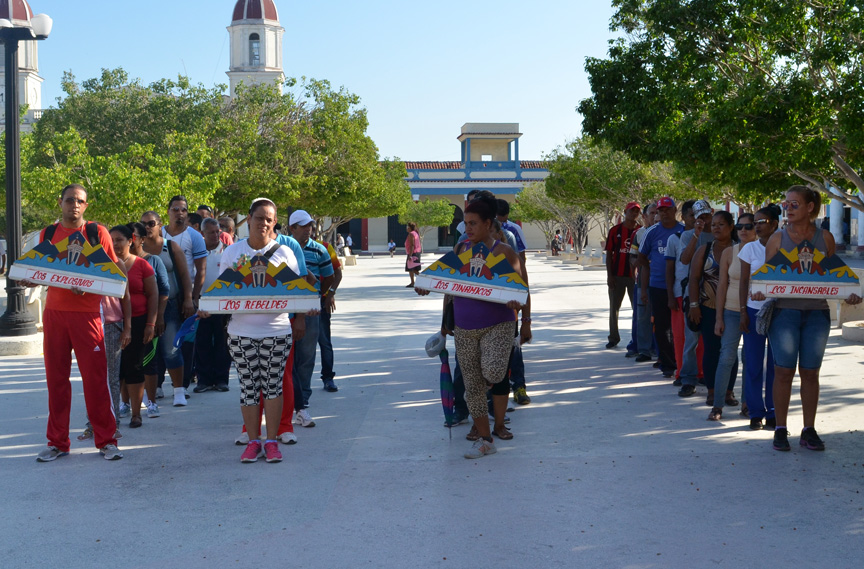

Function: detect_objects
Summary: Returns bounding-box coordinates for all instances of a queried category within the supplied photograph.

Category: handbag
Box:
[755,299,777,336]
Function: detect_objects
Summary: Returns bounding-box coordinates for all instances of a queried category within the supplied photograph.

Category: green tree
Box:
[398,198,455,240]
[579,0,863,210]
[544,138,699,237]
[510,183,559,249]
[294,79,412,240]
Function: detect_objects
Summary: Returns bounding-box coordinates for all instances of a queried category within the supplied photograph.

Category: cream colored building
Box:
[356,123,551,253]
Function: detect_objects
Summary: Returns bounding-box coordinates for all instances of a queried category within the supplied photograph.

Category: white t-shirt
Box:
[737,240,767,310]
[162,226,207,278]
[202,242,226,292]
[219,240,299,339]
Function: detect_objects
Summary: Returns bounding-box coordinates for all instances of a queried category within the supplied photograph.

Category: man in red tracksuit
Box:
[32,184,128,462]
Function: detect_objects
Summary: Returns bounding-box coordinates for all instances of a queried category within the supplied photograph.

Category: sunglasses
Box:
[735,223,755,231]
[170,206,188,213]
[755,219,770,225]
[141,220,158,228]
[783,200,801,210]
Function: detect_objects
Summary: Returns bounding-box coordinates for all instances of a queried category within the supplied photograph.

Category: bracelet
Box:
[145,323,155,327]
[521,317,532,323]
[689,302,699,308]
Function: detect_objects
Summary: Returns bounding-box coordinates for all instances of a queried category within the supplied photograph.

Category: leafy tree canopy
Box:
[579,0,863,209]
[398,198,454,238]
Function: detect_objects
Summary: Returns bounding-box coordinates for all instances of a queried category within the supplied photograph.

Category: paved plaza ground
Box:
[1,253,863,568]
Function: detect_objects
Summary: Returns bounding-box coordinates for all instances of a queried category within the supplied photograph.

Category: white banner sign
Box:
[751,281,860,299]
[199,295,320,314]
[8,264,127,298]
[414,274,528,305]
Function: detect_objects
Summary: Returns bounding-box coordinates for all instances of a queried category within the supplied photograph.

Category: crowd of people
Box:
[26,185,343,463]
[605,187,861,451]
[14,182,862,463]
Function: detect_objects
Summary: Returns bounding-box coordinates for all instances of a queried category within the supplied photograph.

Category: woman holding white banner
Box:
[417,192,530,459]
[757,187,861,452]
[199,198,308,464]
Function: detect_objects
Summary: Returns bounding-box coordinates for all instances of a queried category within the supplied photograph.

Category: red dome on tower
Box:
[0,0,34,25]
[232,0,279,23]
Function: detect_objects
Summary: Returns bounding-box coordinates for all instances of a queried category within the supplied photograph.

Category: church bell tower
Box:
[227,0,285,97]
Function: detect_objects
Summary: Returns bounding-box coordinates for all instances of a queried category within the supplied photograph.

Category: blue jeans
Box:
[713,309,741,408]
[292,313,320,406]
[743,306,775,420]
[681,315,702,386]
[767,308,830,370]
[508,343,526,390]
[318,298,335,382]
[194,314,231,388]
[453,355,468,417]
[636,285,653,357]
[155,298,184,387]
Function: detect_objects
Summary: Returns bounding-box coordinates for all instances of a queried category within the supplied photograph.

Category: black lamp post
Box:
[0,11,52,337]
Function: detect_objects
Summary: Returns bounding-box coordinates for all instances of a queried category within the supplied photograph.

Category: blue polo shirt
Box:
[300,238,334,279]
[639,222,684,289]
[275,233,308,276]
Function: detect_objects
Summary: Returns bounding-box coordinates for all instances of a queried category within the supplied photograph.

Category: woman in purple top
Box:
[417,192,530,459]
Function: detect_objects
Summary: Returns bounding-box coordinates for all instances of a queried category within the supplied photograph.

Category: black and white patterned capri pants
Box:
[227,334,292,406]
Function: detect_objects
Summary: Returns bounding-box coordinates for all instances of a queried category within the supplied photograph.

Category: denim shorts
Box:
[767,308,830,370]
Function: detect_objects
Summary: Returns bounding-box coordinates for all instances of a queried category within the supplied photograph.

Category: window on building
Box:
[249,33,261,67]
[481,154,492,162]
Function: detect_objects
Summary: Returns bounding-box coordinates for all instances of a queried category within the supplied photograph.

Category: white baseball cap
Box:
[289,210,314,226]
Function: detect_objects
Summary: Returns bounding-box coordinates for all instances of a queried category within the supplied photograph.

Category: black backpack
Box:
[43,221,100,247]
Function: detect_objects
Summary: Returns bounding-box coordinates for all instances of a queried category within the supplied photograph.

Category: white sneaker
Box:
[118,402,131,418]
[464,438,497,459]
[235,432,250,446]
[142,394,151,407]
[278,432,298,444]
[173,387,187,407]
[146,402,160,418]
[294,409,316,428]
[99,444,124,460]
[155,387,164,399]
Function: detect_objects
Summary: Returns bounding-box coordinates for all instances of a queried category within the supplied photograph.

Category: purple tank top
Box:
[452,241,518,330]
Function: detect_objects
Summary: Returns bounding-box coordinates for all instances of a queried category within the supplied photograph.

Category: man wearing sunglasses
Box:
[163,196,208,395]
[669,199,712,396]
[30,184,127,461]
[163,195,208,311]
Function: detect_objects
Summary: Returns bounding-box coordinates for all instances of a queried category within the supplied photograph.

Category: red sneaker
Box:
[264,441,283,463]
[240,440,263,463]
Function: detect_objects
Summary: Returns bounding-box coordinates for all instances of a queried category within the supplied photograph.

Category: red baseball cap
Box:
[656,196,676,209]
[625,201,641,211]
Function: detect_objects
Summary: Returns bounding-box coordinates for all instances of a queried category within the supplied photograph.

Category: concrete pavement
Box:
[1,254,863,568]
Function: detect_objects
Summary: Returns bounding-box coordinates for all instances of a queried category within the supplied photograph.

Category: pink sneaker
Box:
[240,440,263,463]
[264,441,282,463]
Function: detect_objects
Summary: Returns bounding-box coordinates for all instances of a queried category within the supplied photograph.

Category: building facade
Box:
[358,123,549,253]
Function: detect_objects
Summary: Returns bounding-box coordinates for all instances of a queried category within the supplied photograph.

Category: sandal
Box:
[725,391,739,406]
[76,427,93,441]
[493,426,513,440]
[129,416,143,429]
[466,425,480,441]
[707,407,723,421]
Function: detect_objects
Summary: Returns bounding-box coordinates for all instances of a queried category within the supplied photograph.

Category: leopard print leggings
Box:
[454,321,517,419]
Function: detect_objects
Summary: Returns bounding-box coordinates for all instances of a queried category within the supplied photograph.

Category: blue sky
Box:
[33,1,617,161]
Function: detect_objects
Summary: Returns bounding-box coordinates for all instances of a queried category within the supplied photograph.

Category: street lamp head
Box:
[30,13,51,38]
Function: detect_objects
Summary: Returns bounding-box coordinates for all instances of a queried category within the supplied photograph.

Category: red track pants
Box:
[43,309,118,451]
